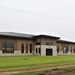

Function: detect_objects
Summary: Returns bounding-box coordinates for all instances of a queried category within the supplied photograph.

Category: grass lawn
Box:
[0,55,75,72]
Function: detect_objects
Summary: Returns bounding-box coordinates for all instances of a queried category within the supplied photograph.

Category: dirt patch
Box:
[45,69,75,75]
[0,65,75,75]
[0,70,75,75]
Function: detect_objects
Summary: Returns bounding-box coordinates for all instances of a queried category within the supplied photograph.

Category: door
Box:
[46,49,52,56]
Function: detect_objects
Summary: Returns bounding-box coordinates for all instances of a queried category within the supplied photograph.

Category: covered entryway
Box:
[35,45,57,56]
[46,49,53,56]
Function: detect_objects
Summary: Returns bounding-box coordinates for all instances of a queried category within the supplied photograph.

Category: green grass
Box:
[0,55,75,72]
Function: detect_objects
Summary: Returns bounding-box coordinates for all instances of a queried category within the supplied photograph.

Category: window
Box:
[46,42,53,45]
[2,42,14,53]
[26,43,28,53]
[2,42,6,50]
[63,46,68,53]
[74,48,75,53]
[36,42,40,45]
[26,43,28,48]
[21,43,24,53]
[36,48,38,53]
[39,48,41,54]
[30,44,32,53]
[73,47,75,53]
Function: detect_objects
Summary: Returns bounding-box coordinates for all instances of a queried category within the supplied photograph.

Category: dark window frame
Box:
[39,48,41,54]
[36,48,38,53]
[21,43,24,53]
[57,46,59,53]
[30,44,32,53]
[63,46,68,53]
[73,47,75,53]
[2,42,14,53]
[26,43,28,53]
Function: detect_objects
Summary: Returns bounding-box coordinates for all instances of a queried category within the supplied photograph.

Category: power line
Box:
[0,5,75,22]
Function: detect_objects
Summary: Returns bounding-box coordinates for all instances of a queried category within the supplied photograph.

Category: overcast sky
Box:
[0,0,75,41]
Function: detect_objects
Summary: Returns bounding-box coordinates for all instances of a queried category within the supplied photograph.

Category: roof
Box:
[34,35,60,39]
[0,32,60,39]
[0,32,35,39]
[57,40,75,44]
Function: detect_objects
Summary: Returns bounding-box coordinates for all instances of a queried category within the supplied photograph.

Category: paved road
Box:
[0,65,75,75]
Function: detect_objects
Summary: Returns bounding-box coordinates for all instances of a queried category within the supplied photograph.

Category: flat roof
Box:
[0,32,35,39]
[0,32,60,39]
[34,35,60,39]
[57,40,75,44]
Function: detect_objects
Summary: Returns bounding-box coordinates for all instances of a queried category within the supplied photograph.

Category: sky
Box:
[0,0,75,41]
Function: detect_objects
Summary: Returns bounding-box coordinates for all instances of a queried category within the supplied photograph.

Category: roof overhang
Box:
[57,40,75,44]
[34,35,60,39]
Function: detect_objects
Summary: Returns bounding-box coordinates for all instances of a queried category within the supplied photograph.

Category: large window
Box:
[36,48,41,54]
[30,44,32,53]
[2,42,14,53]
[26,43,28,53]
[21,43,24,53]
[73,47,75,53]
[39,48,41,54]
[63,46,68,53]
[36,48,38,53]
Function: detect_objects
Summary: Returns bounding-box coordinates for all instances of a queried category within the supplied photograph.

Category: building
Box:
[57,40,75,55]
[0,32,75,56]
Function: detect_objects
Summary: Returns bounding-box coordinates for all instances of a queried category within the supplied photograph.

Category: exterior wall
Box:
[41,45,57,56]
[41,38,57,45]
[35,45,57,56]
[57,43,75,55]
[35,38,41,43]
[35,37,57,56]
[0,50,32,56]
[57,43,62,54]
[0,35,75,56]
[34,45,40,55]
[0,37,17,50]
[0,37,34,55]
[14,50,32,55]
[35,37,57,46]
[70,44,75,53]
[17,39,33,54]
